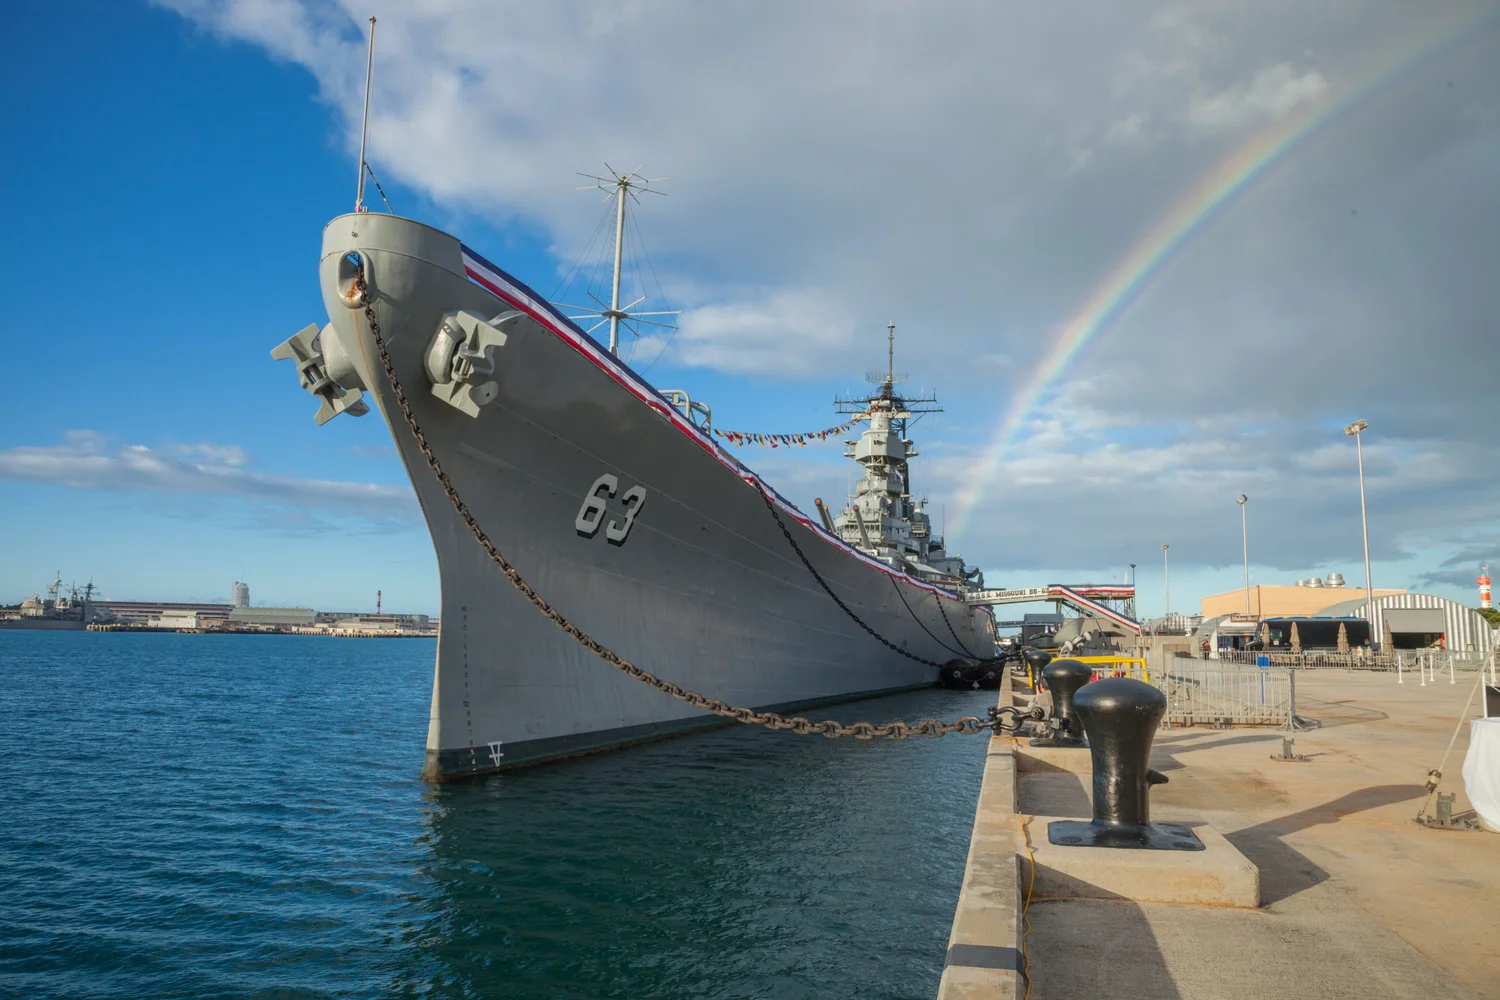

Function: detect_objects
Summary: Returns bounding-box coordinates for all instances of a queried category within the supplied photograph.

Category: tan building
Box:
[227,606,318,627]
[148,611,203,629]
[1202,577,1405,619]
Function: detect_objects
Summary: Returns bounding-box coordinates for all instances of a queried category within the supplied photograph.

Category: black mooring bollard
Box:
[1030,659,1093,747]
[1047,677,1204,851]
[1023,649,1053,689]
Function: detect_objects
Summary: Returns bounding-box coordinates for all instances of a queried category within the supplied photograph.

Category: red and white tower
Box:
[1479,565,1491,610]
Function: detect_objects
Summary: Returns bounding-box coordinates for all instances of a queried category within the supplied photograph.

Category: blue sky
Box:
[2,1,1496,619]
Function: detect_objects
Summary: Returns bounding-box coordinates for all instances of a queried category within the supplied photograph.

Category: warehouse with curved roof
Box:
[1314,593,1493,652]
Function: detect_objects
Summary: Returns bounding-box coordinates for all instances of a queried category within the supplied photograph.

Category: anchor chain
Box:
[752,483,946,669]
[933,593,1006,666]
[748,421,1008,671]
[355,273,1009,740]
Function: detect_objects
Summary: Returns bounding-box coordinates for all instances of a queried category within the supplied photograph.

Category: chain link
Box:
[356,274,1005,740]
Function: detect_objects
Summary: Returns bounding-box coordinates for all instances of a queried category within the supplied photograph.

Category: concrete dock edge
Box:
[937,677,1025,1000]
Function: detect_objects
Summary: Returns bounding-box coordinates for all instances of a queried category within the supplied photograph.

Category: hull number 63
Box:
[575,473,647,545]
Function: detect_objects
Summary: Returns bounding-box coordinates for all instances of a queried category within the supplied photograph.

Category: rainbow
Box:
[947,6,1494,542]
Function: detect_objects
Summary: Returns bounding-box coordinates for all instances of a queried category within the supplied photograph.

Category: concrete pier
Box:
[937,697,1024,999]
[940,670,1499,999]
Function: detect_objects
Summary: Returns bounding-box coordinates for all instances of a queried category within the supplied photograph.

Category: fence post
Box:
[1287,668,1297,730]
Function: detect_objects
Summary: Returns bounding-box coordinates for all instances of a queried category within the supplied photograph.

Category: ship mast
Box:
[608,176,628,355]
[887,322,895,388]
[565,165,680,358]
[354,16,375,213]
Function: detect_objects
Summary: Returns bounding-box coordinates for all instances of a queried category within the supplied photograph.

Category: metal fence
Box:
[1072,655,1150,683]
[1194,647,1498,678]
[1386,649,1499,686]
[1150,655,1298,728]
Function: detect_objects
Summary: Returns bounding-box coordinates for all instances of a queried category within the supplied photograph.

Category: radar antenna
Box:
[864,323,908,386]
[559,164,681,357]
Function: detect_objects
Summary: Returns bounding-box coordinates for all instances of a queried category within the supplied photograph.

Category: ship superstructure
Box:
[1,575,106,630]
[828,326,981,591]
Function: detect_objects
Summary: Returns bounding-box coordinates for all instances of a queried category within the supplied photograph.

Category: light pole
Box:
[1161,543,1170,619]
[1344,420,1374,643]
[1236,495,1250,615]
[1130,563,1137,620]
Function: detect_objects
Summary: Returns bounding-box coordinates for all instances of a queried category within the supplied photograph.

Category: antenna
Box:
[888,322,895,384]
[567,165,679,357]
[864,328,908,385]
[355,16,376,213]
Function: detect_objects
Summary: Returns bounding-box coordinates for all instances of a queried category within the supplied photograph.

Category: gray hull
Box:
[0,618,86,631]
[317,214,994,780]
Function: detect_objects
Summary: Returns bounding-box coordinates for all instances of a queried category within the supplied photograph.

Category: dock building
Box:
[315,611,431,631]
[147,611,205,629]
[226,607,318,628]
[1199,574,1494,652]
[97,601,233,625]
[1201,574,1405,619]
[1317,593,1494,651]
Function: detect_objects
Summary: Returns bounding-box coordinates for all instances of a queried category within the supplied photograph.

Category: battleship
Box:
[274,203,1000,778]
[271,27,995,779]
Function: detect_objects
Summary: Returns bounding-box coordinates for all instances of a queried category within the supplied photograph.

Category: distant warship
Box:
[0,575,104,631]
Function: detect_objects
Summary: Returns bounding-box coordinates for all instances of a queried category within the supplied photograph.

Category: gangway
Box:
[966,584,1141,635]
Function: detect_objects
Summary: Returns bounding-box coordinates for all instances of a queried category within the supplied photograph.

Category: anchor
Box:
[1030,658,1092,748]
[1047,677,1204,851]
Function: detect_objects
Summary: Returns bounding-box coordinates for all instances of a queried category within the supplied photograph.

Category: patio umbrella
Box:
[1337,621,1349,654]
[1382,616,1394,653]
[1290,620,1302,654]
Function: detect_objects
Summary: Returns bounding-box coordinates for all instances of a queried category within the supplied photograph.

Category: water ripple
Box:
[0,631,985,998]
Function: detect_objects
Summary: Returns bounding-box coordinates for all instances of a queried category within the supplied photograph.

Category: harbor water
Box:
[0,632,987,998]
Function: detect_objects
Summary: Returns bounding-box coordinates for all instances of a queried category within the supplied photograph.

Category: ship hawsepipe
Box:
[312,213,994,780]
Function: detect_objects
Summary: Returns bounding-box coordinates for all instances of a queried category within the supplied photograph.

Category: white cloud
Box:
[172,442,250,466]
[1188,62,1330,133]
[0,432,417,528]
[666,290,857,376]
[924,386,1498,576]
[1105,113,1150,146]
[151,0,1500,585]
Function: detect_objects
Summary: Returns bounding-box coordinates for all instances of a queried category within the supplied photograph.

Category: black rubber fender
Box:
[939,658,979,689]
